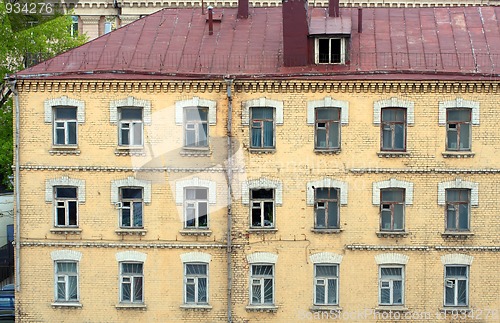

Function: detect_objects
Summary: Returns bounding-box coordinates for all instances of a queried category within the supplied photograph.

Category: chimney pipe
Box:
[329,0,340,18]
[238,0,249,19]
[208,6,213,35]
[358,8,363,33]
[282,0,309,66]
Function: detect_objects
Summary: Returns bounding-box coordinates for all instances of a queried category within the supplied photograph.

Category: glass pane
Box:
[448,110,470,122]
[121,108,142,120]
[316,128,327,148]
[57,281,66,300]
[447,129,457,149]
[381,109,394,121]
[55,108,77,119]
[447,190,459,202]
[252,208,261,227]
[315,284,325,304]
[327,202,338,228]
[327,279,337,304]
[382,190,404,202]
[393,281,402,304]
[121,208,131,227]
[68,202,77,225]
[393,204,404,230]
[122,263,143,274]
[56,187,77,198]
[318,39,329,63]
[198,278,207,302]
[381,287,390,304]
[394,123,405,149]
[199,202,208,227]
[252,107,273,119]
[68,276,78,300]
[199,123,208,146]
[447,208,456,230]
[263,278,273,303]
[185,189,196,200]
[196,189,208,199]
[252,284,261,304]
[186,207,195,227]
[57,262,77,273]
[263,202,273,226]
[122,282,131,301]
[120,127,130,145]
[133,277,143,302]
[315,208,326,228]
[251,127,262,147]
[458,204,469,229]
[445,283,455,305]
[186,264,207,275]
[68,122,77,144]
[122,188,142,199]
[57,208,66,226]
[55,129,65,144]
[381,210,392,230]
[252,189,273,199]
[186,284,195,303]
[133,202,143,227]
[316,188,329,199]
[330,39,341,63]
[381,268,402,277]
[457,280,467,305]
[132,123,142,145]
[186,129,196,146]
[316,108,334,120]
[329,122,339,148]
[459,123,470,149]
[316,265,337,277]
[252,265,272,276]
[446,266,467,277]
[263,121,273,147]
[382,127,392,149]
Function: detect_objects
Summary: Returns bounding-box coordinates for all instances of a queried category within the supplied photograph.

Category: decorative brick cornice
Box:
[350,168,500,174]
[19,165,240,173]
[180,252,211,263]
[435,246,500,252]
[306,178,348,205]
[346,245,430,251]
[306,97,349,125]
[51,250,82,262]
[20,241,227,249]
[116,250,147,263]
[309,252,343,264]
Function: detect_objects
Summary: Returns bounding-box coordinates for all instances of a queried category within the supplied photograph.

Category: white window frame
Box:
[444,265,469,307]
[53,107,78,146]
[118,107,143,147]
[70,16,79,37]
[184,107,209,148]
[119,262,144,304]
[184,263,209,305]
[314,264,339,306]
[119,187,144,229]
[184,187,209,229]
[54,186,78,228]
[250,189,275,229]
[250,264,275,305]
[54,261,79,303]
[315,37,347,64]
[378,265,404,306]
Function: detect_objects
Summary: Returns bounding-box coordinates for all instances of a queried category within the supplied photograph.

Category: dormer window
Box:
[315,37,348,64]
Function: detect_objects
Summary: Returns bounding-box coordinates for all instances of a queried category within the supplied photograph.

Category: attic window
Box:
[315,38,348,64]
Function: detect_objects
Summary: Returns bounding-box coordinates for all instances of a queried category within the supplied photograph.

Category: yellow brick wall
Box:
[14,80,500,322]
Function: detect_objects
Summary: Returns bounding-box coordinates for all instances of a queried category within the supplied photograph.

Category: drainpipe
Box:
[7,77,20,292]
[224,78,234,323]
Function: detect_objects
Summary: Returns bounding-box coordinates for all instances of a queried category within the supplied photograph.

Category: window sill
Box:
[440,307,471,313]
[180,148,211,157]
[179,229,212,236]
[442,152,475,158]
[377,152,410,158]
[49,146,80,156]
[51,302,82,308]
[441,232,474,239]
[310,305,342,312]
[180,304,212,311]
[246,305,278,313]
[115,147,145,156]
[247,228,278,234]
[376,231,409,238]
[311,228,342,234]
[314,149,341,155]
[375,306,408,312]
[115,303,147,310]
[50,228,82,235]
[115,229,147,236]
[248,148,276,154]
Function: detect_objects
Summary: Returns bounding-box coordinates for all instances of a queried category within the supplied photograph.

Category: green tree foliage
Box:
[0,1,87,188]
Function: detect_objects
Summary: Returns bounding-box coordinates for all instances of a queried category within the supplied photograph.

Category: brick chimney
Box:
[329,0,340,18]
[282,0,309,66]
[238,0,249,19]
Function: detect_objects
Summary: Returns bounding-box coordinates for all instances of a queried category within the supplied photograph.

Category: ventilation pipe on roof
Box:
[238,0,249,19]
[282,0,309,66]
[329,0,340,18]
[358,7,363,33]
[208,6,214,35]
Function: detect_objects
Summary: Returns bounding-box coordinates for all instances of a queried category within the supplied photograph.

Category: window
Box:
[55,261,78,302]
[380,189,405,231]
[315,108,340,150]
[314,188,339,229]
[445,189,470,231]
[184,263,208,304]
[119,108,143,147]
[53,107,77,146]
[54,187,78,227]
[70,16,79,37]
[316,38,347,64]
[447,109,471,151]
[184,188,208,229]
[120,263,143,303]
[381,108,406,151]
[119,188,143,228]
[251,107,274,149]
[314,264,338,306]
[184,107,208,147]
[250,189,274,228]
[250,264,274,305]
[444,266,468,307]
[379,266,404,305]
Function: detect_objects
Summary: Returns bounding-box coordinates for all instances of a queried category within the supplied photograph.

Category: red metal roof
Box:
[16,6,500,80]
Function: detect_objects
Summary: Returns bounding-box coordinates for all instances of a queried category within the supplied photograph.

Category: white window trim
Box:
[440,254,473,266]
[51,250,83,262]
[307,97,349,125]
[51,250,82,304]
[306,178,348,205]
[45,96,85,124]
[246,252,278,264]
[119,261,144,304]
[443,265,469,307]
[46,177,85,204]
[175,177,216,205]
[372,179,413,205]
[314,37,347,64]
[116,251,147,263]
[242,98,284,126]
[373,97,415,125]
[242,178,283,205]
[183,187,210,229]
[313,263,339,306]
[375,253,409,265]
[438,179,478,206]
[183,262,209,304]
[111,177,152,205]
[249,263,275,306]
[175,97,217,125]
[180,252,212,263]
[109,97,152,125]
[309,252,343,264]
[438,98,479,125]
[54,260,80,303]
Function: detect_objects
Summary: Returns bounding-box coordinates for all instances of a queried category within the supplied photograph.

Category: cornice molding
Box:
[18,165,245,173]
[349,168,500,174]
[20,241,226,249]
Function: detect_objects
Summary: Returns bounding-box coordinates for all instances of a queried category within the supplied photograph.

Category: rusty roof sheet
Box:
[16,6,500,80]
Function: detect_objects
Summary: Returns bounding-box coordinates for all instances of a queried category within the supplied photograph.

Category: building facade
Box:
[11,0,500,322]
